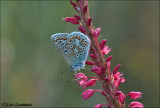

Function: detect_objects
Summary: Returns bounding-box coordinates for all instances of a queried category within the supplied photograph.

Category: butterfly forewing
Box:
[51,33,73,65]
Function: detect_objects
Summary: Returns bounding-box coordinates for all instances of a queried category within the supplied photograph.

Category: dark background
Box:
[1,1,159,107]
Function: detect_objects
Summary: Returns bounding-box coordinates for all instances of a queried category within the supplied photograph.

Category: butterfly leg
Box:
[75,69,77,74]
[82,67,90,70]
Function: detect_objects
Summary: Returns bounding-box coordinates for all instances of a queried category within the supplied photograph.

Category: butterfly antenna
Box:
[66,70,70,83]
[61,66,69,74]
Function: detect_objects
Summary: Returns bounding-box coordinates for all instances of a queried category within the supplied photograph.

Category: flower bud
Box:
[91,66,102,75]
[89,54,96,60]
[113,64,121,75]
[99,39,107,49]
[87,18,92,26]
[63,17,79,24]
[83,5,88,14]
[74,15,81,20]
[85,61,94,65]
[106,56,112,62]
[78,26,86,34]
[70,0,77,7]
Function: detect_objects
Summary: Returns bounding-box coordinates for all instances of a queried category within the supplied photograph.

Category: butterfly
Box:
[51,31,90,73]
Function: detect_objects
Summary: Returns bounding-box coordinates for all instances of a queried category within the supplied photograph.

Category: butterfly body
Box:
[51,32,90,72]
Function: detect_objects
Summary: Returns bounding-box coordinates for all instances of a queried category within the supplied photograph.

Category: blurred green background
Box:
[1,1,159,107]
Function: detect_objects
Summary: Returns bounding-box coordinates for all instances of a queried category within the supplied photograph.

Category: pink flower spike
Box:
[74,15,81,20]
[128,101,144,108]
[101,46,111,55]
[87,17,92,26]
[93,28,101,38]
[83,79,97,89]
[82,89,95,100]
[70,0,77,7]
[63,17,79,24]
[83,5,88,14]
[127,92,142,99]
[75,73,88,87]
[78,26,86,34]
[113,64,121,75]
[94,104,108,108]
[99,39,107,49]
[85,61,94,65]
[91,66,102,75]
[106,56,112,62]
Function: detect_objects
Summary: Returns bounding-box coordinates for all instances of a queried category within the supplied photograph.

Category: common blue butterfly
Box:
[51,32,90,73]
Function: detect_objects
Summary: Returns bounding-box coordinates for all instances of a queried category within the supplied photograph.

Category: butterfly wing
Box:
[51,33,73,65]
[68,32,90,69]
[51,32,90,70]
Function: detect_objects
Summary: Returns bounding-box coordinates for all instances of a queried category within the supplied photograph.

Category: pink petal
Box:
[118,92,125,103]
[94,104,103,108]
[83,79,97,89]
[102,46,111,55]
[93,28,101,38]
[128,101,144,108]
[127,92,142,99]
[115,91,122,96]
[82,89,95,100]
